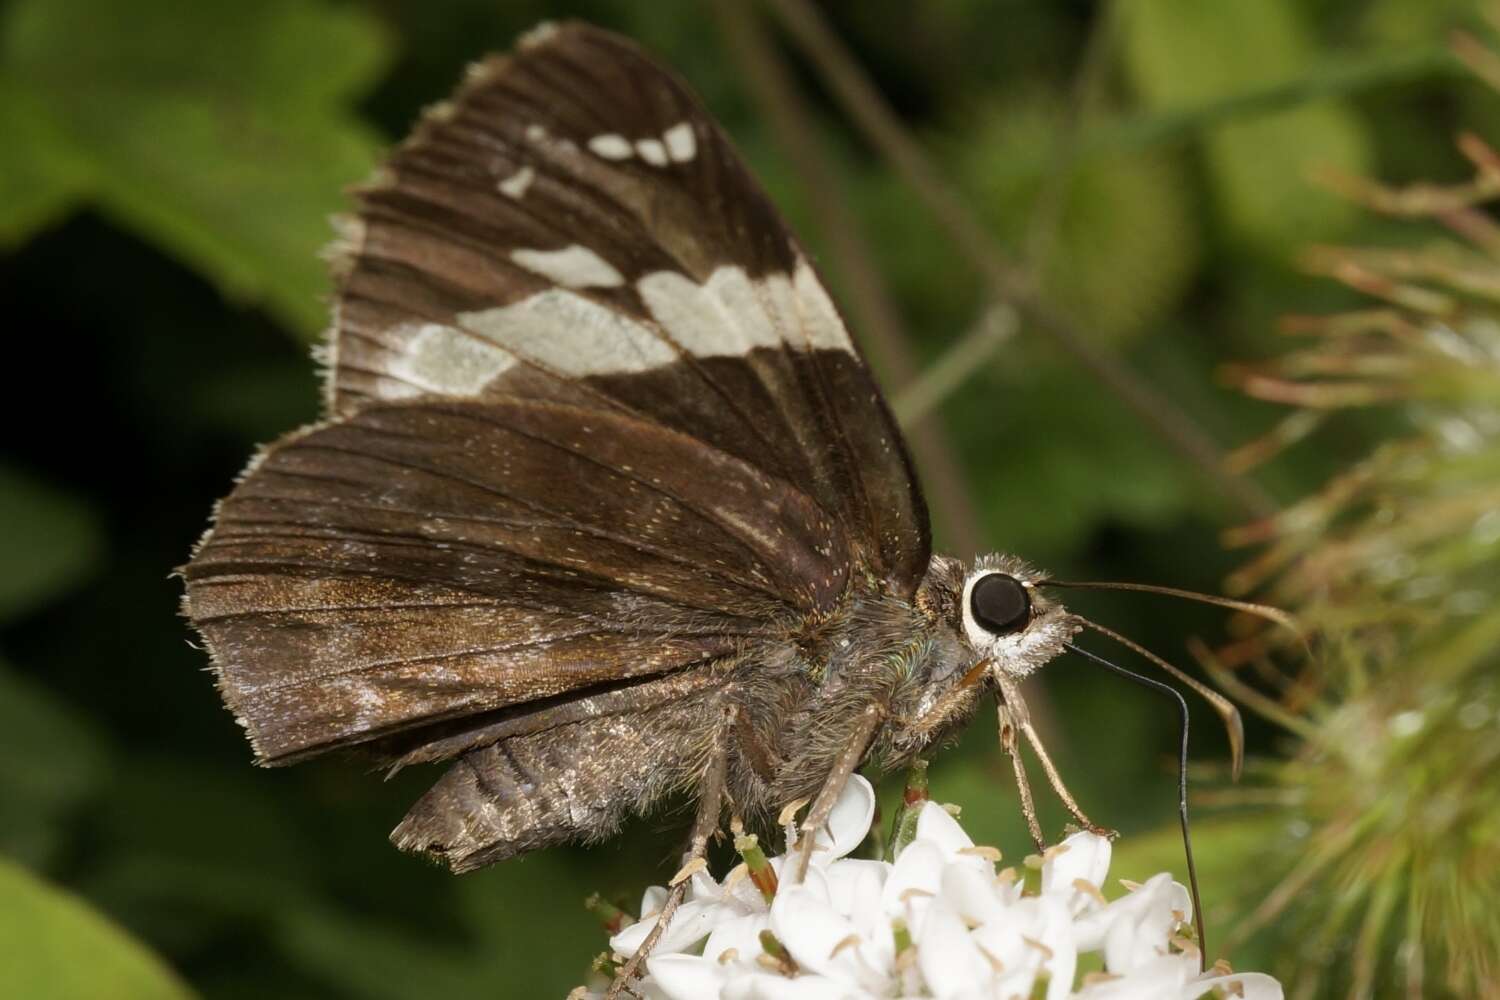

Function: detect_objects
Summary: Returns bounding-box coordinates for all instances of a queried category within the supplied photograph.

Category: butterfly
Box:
[182,20,1265,990]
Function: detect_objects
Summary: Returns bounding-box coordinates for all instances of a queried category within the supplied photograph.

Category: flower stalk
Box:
[584,893,631,936]
[735,832,779,903]
[886,758,929,860]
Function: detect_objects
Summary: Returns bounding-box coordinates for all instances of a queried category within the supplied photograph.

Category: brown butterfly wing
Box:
[330,21,928,588]
[184,22,928,767]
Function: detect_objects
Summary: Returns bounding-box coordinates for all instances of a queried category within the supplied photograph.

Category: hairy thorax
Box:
[721,562,987,820]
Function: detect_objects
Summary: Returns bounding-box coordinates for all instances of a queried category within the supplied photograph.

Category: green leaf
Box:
[0,0,390,335]
[0,855,196,1000]
[0,662,109,865]
[1119,0,1373,253]
[0,464,104,623]
[0,80,88,245]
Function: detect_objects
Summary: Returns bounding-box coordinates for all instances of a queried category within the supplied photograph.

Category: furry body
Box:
[392,553,1079,871]
[180,21,1082,883]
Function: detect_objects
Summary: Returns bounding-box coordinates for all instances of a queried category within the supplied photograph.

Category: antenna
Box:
[1040,579,1299,635]
[1077,617,1244,781]
[1064,641,1207,970]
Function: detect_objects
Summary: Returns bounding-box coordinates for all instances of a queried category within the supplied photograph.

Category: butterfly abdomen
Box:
[391,690,722,872]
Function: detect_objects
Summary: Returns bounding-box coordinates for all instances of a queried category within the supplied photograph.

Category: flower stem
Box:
[734,833,779,903]
[583,893,630,935]
[887,759,930,859]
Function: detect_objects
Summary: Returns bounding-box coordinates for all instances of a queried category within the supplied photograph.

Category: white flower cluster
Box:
[589,776,1281,1000]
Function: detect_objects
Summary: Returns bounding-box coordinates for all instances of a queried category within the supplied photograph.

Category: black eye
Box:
[969,573,1031,635]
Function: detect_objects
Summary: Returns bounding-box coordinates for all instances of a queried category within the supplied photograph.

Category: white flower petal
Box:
[1074,978,1165,1000]
[633,981,674,1000]
[911,802,975,857]
[701,912,771,966]
[649,953,729,1000]
[1040,831,1112,916]
[611,899,721,957]
[718,865,774,913]
[1167,880,1193,925]
[690,868,722,899]
[915,897,992,999]
[822,857,888,916]
[610,916,654,958]
[1034,896,1080,1000]
[992,968,1038,999]
[770,854,833,904]
[883,838,944,904]
[770,884,887,992]
[970,913,1033,985]
[881,838,944,934]
[822,859,894,971]
[819,773,877,859]
[641,885,669,918]
[721,972,867,1000]
[1184,971,1284,1000]
[940,861,1010,927]
[1074,953,1195,999]
[1100,874,1182,973]
[1073,871,1181,955]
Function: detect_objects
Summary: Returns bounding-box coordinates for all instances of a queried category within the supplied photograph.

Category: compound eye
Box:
[969,573,1031,635]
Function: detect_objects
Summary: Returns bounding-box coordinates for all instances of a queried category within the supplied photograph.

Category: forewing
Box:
[184,398,848,763]
[329,21,929,591]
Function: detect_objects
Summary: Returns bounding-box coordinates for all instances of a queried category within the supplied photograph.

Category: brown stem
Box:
[760,0,1277,521]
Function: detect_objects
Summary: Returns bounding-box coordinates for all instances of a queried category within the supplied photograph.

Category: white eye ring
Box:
[961,571,1032,649]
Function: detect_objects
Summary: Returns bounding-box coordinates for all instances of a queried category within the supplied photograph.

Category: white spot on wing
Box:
[386,323,516,396]
[498,165,535,199]
[637,263,856,358]
[373,261,854,402]
[639,267,778,356]
[510,245,624,288]
[635,138,669,167]
[664,122,696,162]
[588,134,633,160]
[792,257,855,352]
[459,291,677,376]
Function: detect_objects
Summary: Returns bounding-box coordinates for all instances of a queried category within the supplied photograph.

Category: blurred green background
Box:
[1,0,1493,996]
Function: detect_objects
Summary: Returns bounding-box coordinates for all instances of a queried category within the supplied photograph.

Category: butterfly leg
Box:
[1017,716,1115,839]
[995,694,1046,853]
[789,702,884,881]
[996,677,1114,849]
[607,709,730,999]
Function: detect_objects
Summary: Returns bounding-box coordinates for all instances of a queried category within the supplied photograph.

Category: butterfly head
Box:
[922,554,1081,681]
